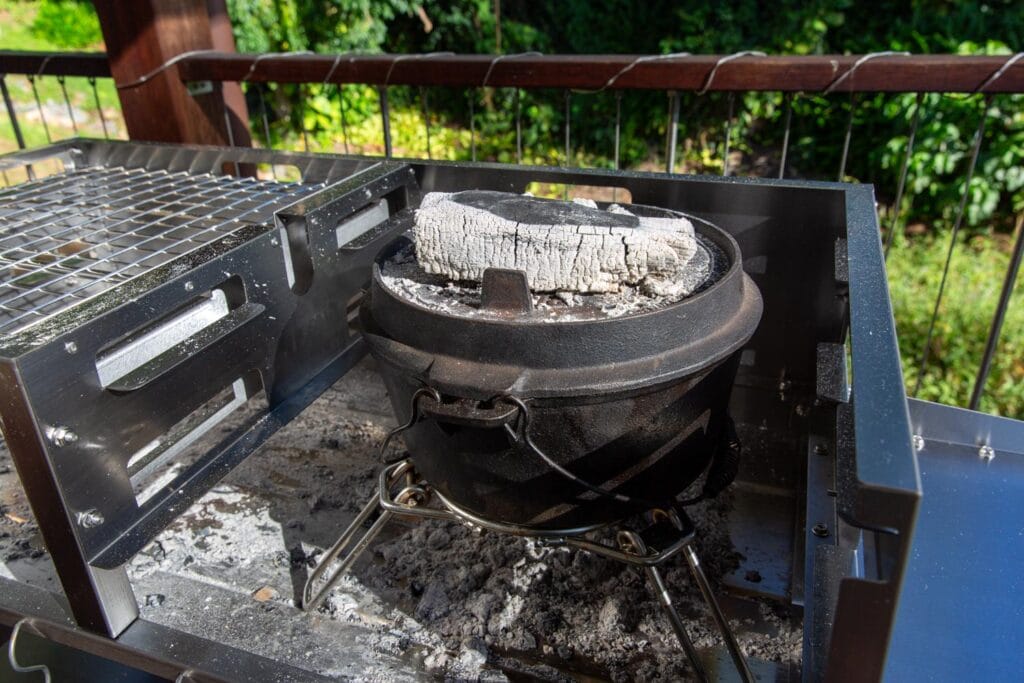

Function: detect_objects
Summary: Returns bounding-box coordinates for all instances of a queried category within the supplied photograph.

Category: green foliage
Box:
[30,0,101,49]
[886,231,1024,417]
[221,1,1024,418]
[10,0,1022,412]
[375,1,1024,235]
[228,0,420,144]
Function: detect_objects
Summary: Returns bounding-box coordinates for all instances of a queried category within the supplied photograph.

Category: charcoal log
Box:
[413,191,700,297]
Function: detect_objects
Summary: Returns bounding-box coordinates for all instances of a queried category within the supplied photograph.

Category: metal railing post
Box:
[778,93,793,179]
[884,92,924,258]
[563,90,571,167]
[837,92,857,181]
[1,75,26,149]
[969,216,1024,410]
[913,95,992,398]
[378,86,392,158]
[420,86,431,160]
[514,88,522,164]
[666,91,680,174]
[722,92,735,176]
[88,77,110,139]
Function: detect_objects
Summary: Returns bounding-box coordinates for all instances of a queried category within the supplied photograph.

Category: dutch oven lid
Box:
[360,204,763,400]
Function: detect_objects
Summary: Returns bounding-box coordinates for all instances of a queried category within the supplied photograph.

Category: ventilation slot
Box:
[130,374,264,506]
[95,277,247,390]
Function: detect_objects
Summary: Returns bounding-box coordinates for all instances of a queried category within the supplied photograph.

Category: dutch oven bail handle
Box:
[379,386,663,511]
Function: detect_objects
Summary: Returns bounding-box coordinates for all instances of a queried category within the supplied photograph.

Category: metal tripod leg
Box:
[619,529,707,681]
[301,492,393,611]
[684,545,755,683]
[644,563,709,682]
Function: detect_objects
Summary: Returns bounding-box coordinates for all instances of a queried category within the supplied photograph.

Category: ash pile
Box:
[349,487,800,681]
[0,360,801,681]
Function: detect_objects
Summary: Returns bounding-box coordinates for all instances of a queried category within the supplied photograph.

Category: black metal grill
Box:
[3,140,1013,683]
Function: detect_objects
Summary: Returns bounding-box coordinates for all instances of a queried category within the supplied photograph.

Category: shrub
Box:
[886,231,1024,417]
[30,0,101,49]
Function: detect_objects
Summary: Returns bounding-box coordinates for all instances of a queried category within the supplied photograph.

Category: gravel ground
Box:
[0,358,801,681]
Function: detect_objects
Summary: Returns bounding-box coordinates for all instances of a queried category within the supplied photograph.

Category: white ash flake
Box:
[414,191,702,297]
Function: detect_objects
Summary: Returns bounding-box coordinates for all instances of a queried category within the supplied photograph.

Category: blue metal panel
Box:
[886,399,1024,681]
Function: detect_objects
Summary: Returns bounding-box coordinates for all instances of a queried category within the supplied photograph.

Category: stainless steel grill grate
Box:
[0,166,320,335]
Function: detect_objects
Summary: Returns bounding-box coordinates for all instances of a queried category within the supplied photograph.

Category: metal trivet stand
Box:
[302,459,754,683]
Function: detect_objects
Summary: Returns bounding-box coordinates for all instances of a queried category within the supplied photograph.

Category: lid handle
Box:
[480,268,533,314]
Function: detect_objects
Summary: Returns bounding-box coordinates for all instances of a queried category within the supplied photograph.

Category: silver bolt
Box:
[812,522,830,538]
[913,434,925,452]
[978,444,995,462]
[49,426,78,447]
[184,281,195,292]
[76,509,104,528]
[270,236,280,246]
[64,341,78,354]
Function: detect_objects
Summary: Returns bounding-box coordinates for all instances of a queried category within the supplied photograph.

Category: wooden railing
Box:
[4,50,1023,91]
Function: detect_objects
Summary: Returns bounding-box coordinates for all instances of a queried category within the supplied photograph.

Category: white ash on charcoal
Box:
[382,194,725,321]
[415,191,701,297]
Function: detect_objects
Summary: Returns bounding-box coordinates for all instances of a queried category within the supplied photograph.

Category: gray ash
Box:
[0,358,802,681]
[350,487,799,681]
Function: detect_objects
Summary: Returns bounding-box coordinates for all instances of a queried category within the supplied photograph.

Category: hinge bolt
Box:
[77,509,104,528]
[49,426,78,447]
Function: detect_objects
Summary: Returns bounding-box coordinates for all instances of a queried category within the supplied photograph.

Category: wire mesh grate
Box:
[0,166,320,335]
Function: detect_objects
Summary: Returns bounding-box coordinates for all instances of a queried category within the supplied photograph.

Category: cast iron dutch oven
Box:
[359,201,762,531]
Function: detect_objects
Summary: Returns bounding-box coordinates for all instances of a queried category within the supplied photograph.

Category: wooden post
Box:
[92,0,250,146]
[206,0,251,148]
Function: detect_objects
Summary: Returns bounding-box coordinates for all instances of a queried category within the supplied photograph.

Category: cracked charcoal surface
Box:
[381,231,724,323]
[414,191,701,297]
[0,359,801,681]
